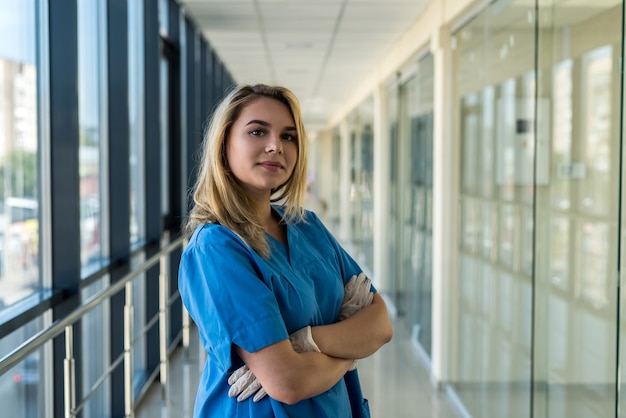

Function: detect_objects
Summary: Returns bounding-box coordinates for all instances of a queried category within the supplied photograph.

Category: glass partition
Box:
[347,97,374,267]
[451,1,536,415]
[535,1,623,417]
[397,53,435,356]
[452,0,625,416]
[325,127,341,233]
[386,80,400,308]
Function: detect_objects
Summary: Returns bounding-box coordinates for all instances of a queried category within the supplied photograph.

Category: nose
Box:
[265,135,283,154]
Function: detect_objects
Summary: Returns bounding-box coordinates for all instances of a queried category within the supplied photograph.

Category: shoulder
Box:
[185,223,251,257]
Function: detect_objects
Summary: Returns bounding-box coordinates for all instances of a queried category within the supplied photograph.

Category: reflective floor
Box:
[135,318,463,418]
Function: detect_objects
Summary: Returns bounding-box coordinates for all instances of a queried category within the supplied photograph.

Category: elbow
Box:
[372,321,392,350]
[374,309,393,346]
[360,320,393,358]
[265,381,309,405]
[381,322,393,345]
[275,392,304,406]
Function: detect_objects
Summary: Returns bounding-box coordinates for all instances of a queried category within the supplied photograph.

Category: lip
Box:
[258,161,284,170]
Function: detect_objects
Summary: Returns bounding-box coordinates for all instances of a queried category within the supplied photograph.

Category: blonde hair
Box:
[186,84,308,257]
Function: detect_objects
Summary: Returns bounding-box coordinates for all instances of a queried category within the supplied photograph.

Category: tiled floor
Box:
[135,318,463,418]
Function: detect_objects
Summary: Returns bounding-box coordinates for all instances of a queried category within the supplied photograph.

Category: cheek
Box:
[225,139,243,165]
[225,145,243,174]
[286,144,299,165]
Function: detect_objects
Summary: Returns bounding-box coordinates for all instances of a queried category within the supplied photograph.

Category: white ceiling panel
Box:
[180,0,433,132]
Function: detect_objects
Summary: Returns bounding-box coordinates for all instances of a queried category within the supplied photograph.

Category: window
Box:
[78,0,107,274]
[0,0,41,307]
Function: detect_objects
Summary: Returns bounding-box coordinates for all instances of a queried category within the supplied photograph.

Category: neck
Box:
[245,192,273,230]
[258,204,273,229]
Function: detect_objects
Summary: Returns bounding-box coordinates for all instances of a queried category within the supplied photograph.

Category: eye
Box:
[281,132,297,141]
[249,129,265,137]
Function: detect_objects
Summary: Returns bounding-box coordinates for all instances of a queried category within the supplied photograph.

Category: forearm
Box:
[276,352,352,403]
[236,341,352,405]
[312,293,393,359]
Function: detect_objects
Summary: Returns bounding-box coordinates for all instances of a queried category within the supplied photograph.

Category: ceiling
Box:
[178,0,432,133]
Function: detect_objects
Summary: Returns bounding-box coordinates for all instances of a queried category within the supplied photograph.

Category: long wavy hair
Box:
[186,84,308,257]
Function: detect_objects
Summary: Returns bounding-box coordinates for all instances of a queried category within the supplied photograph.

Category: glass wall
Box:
[451,1,537,416]
[386,80,400,308]
[129,0,146,246]
[534,1,623,417]
[128,0,148,398]
[0,0,233,415]
[0,0,41,307]
[78,0,107,274]
[451,0,624,417]
[81,280,111,418]
[326,127,341,233]
[397,54,435,356]
[382,54,435,358]
[347,97,375,267]
[0,317,47,418]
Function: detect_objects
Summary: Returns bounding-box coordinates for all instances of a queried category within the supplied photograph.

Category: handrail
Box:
[0,234,188,374]
[0,232,190,418]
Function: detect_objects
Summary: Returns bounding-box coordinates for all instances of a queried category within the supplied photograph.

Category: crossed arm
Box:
[234,293,393,405]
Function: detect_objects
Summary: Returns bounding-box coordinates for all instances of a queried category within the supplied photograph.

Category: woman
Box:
[178,84,393,417]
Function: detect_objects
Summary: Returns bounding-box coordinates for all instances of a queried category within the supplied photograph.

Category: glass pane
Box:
[130,253,147,392]
[452,0,536,415]
[0,0,40,307]
[159,0,169,35]
[328,127,341,232]
[580,46,613,218]
[536,1,622,417]
[81,279,111,418]
[386,83,399,307]
[129,0,145,245]
[346,97,374,267]
[395,53,435,356]
[78,0,106,273]
[160,57,170,217]
[0,316,47,418]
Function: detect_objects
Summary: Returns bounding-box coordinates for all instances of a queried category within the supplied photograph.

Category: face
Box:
[226,97,298,199]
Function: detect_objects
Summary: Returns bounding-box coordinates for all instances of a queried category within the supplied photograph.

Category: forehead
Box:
[237,97,294,124]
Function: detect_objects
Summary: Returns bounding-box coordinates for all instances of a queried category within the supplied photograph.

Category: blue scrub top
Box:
[178,208,373,418]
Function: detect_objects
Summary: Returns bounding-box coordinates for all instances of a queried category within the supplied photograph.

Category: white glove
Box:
[228,327,319,403]
[337,272,374,321]
[289,326,321,353]
[338,272,374,371]
[228,365,267,402]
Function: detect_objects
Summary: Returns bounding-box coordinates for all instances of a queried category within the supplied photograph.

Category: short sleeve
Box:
[178,224,289,372]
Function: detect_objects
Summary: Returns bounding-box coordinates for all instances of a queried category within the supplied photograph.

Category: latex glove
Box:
[337,272,374,321]
[228,327,319,403]
[289,326,321,353]
[228,365,267,402]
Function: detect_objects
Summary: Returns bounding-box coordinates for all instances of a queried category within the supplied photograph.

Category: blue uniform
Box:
[178,208,373,417]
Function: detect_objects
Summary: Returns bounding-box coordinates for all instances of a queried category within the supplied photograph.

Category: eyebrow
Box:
[245,120,297,131]
[245,119,270,127]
